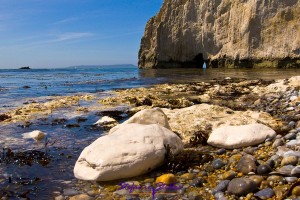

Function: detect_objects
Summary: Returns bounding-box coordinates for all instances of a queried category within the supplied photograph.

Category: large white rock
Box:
[22,130,46,141]
[74,123,183,181]
[207,124,276,149]
[109,107,171,134]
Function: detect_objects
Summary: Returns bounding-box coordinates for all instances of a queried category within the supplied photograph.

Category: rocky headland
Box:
[138,0,300,68]
[1,76,300,199]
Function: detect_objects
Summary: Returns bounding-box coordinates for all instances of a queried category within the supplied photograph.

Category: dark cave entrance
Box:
[193,53,205,68]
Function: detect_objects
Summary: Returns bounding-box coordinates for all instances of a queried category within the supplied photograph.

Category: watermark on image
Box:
[118,182,183,199]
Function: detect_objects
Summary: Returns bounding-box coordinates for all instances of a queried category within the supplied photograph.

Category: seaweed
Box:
[163,144,213,173]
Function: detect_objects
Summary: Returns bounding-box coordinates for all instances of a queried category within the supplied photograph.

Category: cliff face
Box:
[138,0,300,68]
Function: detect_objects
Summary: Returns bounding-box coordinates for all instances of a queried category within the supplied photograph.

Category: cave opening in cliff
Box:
[194,53,205,68]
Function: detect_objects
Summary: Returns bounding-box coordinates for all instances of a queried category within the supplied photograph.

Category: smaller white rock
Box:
[94,116,117,126]
[207,124,276,149]
[23,130,46,141]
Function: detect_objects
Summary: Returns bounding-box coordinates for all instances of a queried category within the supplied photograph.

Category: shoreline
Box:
[0,75,300,199]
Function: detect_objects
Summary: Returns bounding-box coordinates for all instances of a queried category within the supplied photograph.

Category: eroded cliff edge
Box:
[138,0,300,68]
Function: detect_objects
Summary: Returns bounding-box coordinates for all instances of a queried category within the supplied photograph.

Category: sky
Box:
[0,0,163,68]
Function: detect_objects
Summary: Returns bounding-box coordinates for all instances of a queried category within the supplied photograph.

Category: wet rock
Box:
[54,195,65,200]
[22,130,46,141]
[212,180,230,194]
[214,192,228,200]
[284,177,298,183]
[216,148,226,155]
[248,175,264,187]
[0,113,11,122]
[284,132,297,140]
[266,175,284,183]
[69,194,93,200]
[237,155,257,175]
[208,124,276,149]
[254,188,275,199]
[110,107,171,134]
[291,166,300,175]
[286,139,300,147]
[277,165,295,175]
[189,177,204,187]
[283,150,300,158]
[63,188,79,196]
[281,156,298,166]
[212,158,226,169]
[265,159,276,168]
[221,171,237,180]
[74,124,183,181]
[66,124,80,128]
[292,186,300,196]
[227,178,257,196]
[272,138,284,148]
[156,174,178,185]
[257,164,272,175]
[180,173,195,180]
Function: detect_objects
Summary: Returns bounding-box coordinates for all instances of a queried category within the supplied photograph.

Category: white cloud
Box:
[55,32,94,42]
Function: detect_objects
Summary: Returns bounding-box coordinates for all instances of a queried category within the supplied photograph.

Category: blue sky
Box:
[0,0,163,68]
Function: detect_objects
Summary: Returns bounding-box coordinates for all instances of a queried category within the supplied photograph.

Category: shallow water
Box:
[1,65,300,199]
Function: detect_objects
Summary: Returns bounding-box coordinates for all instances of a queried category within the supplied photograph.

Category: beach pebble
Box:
[248,175,264,187]
[54,195,65,200]
[189,177,204,187]
[156,174,177,185]
[212,158,226,169]
[216,148,226,155]
[212,180,230,194]
[283,150,300,158]
[221,171,237,180]
[214,192,228,200]
[69,194,93,200]
[292,186,300,196]
[63,189,79,196]
[207,124,276,149]
[180,173,195,180]
[291,166,300,175]
[22,130,46,141]
[277,165,294,175]
[281,156,298,166]
[286,139,300,147]
[283,132,296,140]
[227,178,257,196]
[284,177,298,183]
[237,155,257,174]
[257,164,272,175]
[254,188,275,199]
[272,138,284,148]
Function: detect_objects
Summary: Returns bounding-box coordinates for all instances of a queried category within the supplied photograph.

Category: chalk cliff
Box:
[138,0,300,68]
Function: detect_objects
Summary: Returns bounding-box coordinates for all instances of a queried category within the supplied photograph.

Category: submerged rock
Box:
[22,130,46,141]
[74,123,183,181]
[207,124,276,149]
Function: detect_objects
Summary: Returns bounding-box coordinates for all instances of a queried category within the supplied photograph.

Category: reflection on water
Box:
[138,68,300,83]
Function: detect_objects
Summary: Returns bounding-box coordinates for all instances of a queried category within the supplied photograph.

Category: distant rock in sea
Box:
[19,66,31,69]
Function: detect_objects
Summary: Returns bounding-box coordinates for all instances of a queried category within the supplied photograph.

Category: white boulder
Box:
[22,130,46,141]
[207,123,276,149]
[74,123,183,181]
[109,107,171,134]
